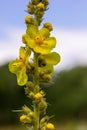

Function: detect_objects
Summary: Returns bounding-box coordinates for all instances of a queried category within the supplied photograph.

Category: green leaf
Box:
[44,52,60,65]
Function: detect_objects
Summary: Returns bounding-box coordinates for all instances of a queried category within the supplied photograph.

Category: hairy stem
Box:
[34,52,39,130]
[34,52,39,87]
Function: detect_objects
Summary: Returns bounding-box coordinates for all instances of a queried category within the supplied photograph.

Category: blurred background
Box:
[0,0,87,130]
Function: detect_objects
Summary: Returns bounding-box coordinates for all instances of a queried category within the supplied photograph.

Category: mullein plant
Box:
[9,0,60,130]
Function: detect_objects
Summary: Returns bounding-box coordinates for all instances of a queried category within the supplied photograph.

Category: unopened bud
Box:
[40,116,49,124]
[20,115,27,123]
[43,0,49,6]
[27,2,34,14]
[44,22,53,31]
[26,81,34,91]
[43,74,52,81]
[46,123,55,130]
[37,3,45,10]
[32,0,40,5]
[39,100,47,113]
[29,92,35,98]
[22,34,27,44]
[35,85,40,92]
[25,16,33,24]
[34,92,43,102]
[29,111,34,118]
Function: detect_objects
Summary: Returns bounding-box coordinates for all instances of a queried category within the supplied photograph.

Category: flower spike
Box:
[9,0,61,130]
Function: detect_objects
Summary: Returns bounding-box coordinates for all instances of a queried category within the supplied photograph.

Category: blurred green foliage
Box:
[0,63,87,125]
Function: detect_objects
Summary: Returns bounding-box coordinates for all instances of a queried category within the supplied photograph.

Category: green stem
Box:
[34,52,39,130]
[34,52,39,86]
[34,103,39,130]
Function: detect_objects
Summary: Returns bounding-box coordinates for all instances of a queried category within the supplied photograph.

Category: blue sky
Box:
[0,0,87,70]
[1,0,87,29]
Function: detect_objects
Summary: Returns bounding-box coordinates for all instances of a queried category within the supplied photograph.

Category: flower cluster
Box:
[9,0,60,130]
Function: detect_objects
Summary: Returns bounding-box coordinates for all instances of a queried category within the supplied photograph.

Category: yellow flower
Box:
[9,47,31,86]
[25,24,56,54]
[46,123,55,130]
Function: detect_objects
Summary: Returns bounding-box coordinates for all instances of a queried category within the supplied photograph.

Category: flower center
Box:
[35,36,45,45]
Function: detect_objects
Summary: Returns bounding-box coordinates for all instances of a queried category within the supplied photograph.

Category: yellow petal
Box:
[9,60,22,74]
[19,47,26,59]
[17,66,28,86]
[39,27,50,38]
[43,37,56,49]
[44,52,60,65]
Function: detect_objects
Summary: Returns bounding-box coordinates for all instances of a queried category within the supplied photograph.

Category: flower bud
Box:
[40,116,49,130]
[27,2,34,14]
[26,81,34,91]
[40,90,45,95]
[45,0,49,5]
[29,111,34,118]
[34,92,43,102]
[22,34,27,44]
[32,0,40,5]
[40,116,49,125]
[24,86,30,95]
[25,16,33,24]
[43,74,52,82]
[34,85,40,93]
[37,3,45,10]
[20,114,32,123]
[41,127,46,130]
[29,92,35,98]
[46,123,55,130]
[20,115,27,123]
[44,22,53,31]
[39,100,47,113]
